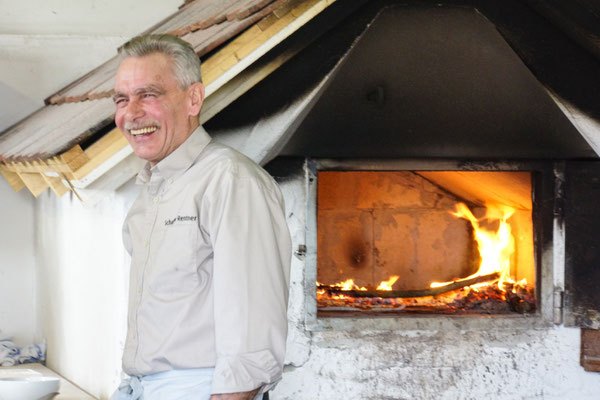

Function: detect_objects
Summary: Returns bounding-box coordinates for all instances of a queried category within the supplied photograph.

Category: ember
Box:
[317,279,535,314]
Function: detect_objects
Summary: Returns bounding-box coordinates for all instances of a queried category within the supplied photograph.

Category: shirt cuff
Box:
[211,349,281,395]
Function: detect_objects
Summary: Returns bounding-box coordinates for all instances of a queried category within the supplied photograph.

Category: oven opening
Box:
[316,170,536,315]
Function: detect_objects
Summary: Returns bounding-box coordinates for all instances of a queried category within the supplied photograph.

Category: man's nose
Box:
[125,99,144,120]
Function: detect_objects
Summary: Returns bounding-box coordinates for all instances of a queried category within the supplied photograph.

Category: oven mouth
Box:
[314,167,537,316]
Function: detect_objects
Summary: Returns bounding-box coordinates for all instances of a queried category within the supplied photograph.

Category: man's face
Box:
[114,53,202,166]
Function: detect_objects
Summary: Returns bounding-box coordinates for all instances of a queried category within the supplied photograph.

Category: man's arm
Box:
[205,166,291,396]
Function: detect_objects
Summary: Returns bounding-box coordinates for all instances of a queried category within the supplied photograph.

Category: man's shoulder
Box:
[196,142,270,181]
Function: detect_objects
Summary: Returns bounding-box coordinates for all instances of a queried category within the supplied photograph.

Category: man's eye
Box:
[143,93,156,98]
[115,98,128,107]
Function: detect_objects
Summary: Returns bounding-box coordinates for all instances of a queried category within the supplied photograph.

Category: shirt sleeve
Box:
[205,167,292,395]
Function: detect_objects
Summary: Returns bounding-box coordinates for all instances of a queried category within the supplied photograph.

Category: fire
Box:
[316,201,535,313]
[377,275,399,291]
[326,278,366,291]
[431,202,523,292]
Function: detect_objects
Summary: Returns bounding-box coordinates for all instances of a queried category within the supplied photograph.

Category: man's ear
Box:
[188,82,205,117]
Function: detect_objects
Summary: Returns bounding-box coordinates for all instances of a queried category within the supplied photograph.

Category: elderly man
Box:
[110,34,291,400]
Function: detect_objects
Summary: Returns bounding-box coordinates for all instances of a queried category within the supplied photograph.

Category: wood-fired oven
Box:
[207,0,600,364]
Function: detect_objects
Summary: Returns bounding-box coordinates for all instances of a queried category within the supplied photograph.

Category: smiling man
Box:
[110,35,292,400]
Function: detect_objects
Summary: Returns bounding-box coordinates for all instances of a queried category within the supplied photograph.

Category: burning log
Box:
[320,272,500,298]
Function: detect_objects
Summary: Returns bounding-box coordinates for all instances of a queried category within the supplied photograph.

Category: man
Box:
[110,34,292,400]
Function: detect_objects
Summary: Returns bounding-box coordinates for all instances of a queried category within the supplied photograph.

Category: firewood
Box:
[321,273,500,298]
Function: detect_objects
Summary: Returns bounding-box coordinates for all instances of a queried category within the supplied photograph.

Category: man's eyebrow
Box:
[134,85,165,95]
[112,85,166,102]
[112,92,126,102]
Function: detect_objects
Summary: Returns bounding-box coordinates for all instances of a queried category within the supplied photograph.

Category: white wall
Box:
[35,182,138,398]
[0,179,36,346]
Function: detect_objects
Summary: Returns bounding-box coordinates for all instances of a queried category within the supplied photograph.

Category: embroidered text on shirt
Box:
[165,215,198,225]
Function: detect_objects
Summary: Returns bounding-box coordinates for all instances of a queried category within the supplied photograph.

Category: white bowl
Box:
[0,376,60,400]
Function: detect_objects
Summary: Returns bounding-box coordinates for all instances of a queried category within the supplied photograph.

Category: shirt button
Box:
[153,197,159,203]
[168,178,173,184]
[143,241,149,247]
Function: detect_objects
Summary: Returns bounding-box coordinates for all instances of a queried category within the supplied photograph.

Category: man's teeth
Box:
[130,127,158,136]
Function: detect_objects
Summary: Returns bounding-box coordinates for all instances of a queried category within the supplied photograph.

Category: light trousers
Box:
[110,368,215,400]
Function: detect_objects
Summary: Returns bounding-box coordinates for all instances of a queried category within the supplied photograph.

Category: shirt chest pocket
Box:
[148,223,201,297]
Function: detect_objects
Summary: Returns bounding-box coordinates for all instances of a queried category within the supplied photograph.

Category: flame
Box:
[431,202,525,292]
[318,278,367,291]
[377,275,399,291]
[317,276,399,292]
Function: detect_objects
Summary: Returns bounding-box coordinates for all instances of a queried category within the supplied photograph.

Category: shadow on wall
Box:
[0,81,39,132]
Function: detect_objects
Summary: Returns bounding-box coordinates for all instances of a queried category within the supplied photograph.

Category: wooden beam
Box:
[72,127,129,180]
[34,160,70,197]
[0,169,25,192]
[16,171,49,197]
[59,145,89,172]
[204,0,338,97]
[43,175,70,197]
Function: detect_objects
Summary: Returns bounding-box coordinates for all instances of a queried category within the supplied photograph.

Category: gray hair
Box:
[119,34,202,88]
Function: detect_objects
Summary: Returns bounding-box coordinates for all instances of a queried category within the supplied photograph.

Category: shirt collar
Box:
[135,125,212,185]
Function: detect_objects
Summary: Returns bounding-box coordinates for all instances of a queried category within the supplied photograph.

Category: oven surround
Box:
[301,158,558,331]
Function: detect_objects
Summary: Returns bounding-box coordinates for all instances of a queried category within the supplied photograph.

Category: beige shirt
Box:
[121,126,292,394]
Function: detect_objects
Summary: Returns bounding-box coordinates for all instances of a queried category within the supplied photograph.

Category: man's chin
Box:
[132,147,158,163]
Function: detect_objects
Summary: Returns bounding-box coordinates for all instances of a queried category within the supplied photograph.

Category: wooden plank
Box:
[290,0,321,17]
[46,57,120,105]
[204,0,337,98]
[16,172,49,197]
[0,160,70,174]
[159,1,235,35]
[182,17,244,58]
[30,160,70,197]
[200,0,358,124]
[273,0,304,19]
[228,0,275,21]
[59,145,89,172]
[72,127,129,180]
[44,176,70,197]
[0,169,25,192]
[257,12,280,31]
[235,0,322,60]
[202,66,226,86]
[201,39,303,122]
[206,53,240,80]
[201,25,262,70]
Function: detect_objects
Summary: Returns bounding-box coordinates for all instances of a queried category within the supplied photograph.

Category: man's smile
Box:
[129,126,159,136]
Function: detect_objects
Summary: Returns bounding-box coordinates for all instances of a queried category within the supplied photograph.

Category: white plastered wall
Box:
[34,183,138,398]
[0,178,35,346]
